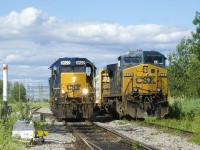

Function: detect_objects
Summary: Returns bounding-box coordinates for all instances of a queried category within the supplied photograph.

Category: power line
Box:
[26,81,49,101]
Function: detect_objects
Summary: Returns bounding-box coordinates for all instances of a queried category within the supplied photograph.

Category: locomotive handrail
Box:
[51,79,61,98]
[124,77,133,95]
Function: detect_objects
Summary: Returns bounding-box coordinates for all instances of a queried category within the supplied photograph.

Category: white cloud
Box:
[0,7,192,83]
[6,7,41,28]
[4,54,24,62]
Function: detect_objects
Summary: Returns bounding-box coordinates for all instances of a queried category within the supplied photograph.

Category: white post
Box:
[2,64,8,120]
[3,64,8,102]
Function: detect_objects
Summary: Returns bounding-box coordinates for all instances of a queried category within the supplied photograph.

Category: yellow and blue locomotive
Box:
[49,57,96,119]
[98,50,168,118]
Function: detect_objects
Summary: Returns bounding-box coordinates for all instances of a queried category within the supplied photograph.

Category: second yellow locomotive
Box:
[97,50,168,118]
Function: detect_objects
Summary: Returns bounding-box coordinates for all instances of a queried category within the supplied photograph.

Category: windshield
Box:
[61,66,85,72]
[124,57,141,64]
[144,56,165,67]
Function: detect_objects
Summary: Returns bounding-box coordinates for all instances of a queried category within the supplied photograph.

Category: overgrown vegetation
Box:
[0,112,25,149]
[145,98,200,145]
[146,98,200,131]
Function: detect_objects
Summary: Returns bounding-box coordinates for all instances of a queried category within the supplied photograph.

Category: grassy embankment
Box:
[145,98,200,145]
[0,101,25,149]
[0,101,49,149]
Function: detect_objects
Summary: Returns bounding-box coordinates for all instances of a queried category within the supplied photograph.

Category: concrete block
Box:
[12,120,35,140]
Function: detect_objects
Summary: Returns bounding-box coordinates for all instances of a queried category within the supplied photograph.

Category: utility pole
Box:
[19,84,20,101]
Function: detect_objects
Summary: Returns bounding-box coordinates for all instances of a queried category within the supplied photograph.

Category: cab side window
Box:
[53,65,60,75]
[86,67,91,76]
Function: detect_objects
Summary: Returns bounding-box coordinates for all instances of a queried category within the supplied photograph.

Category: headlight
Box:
[133,87,138,92]
[61,90,65,94]
[72,76,76,83]
[156,88,161,92]
[83,88,88,95]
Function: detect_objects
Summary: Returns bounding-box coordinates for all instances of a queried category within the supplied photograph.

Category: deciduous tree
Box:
[168,11,200,98]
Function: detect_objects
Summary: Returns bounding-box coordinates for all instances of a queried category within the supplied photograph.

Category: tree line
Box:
[168,11,200,98]
[0,80,26,103]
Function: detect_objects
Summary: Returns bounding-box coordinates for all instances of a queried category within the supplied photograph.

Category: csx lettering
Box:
[136,76,156,84]
[67,85,80,91]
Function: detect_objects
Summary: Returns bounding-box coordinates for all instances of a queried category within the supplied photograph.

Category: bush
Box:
[168,101,183,119]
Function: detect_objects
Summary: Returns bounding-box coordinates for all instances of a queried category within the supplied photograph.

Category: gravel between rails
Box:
[24,120,76,150]
[96,120,200,150]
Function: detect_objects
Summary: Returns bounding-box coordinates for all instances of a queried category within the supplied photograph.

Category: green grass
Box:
[145,116,200,133]
[181,98,200,114]
[10,101,24,112]
[29,101,50,108]
[145,98,200,145]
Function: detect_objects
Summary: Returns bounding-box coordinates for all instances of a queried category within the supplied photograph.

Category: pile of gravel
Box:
[96,120,200,150]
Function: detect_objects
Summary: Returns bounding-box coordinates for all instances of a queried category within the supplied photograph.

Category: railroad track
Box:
[29,107,42,114]
[65,121,158,150]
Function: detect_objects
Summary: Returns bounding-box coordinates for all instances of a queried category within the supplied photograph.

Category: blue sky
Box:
[0,0,198,27]
[0,0,199,86]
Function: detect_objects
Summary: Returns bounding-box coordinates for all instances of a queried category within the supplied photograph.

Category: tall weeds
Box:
[0,114,24,149]
[0,101,28,149]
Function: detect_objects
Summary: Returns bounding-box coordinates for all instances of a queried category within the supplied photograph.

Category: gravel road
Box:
[96,120,200,150]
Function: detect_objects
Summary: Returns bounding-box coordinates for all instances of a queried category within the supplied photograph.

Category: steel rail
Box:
[85,139,103,150]
[144,121,196,136]
[66,121,158,150]
[65,121,98,150]
[92,122,158,150]
[29,107,42,114]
